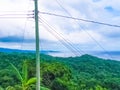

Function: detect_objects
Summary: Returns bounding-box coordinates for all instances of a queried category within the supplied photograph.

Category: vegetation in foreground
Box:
[0,52,120,90]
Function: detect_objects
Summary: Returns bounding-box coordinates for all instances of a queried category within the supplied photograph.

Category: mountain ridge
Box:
[0,47,59,54]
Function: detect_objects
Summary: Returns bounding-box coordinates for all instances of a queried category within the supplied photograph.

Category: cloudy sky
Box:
[0,0,120,57]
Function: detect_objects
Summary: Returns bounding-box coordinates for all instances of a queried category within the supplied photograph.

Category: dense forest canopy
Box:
[0,52,120,90]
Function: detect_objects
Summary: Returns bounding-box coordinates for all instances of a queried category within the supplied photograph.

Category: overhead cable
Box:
[39,11,120,28]
[39,17,85,56]
[54,0,113,59]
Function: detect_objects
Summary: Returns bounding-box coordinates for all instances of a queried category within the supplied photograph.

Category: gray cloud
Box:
[0,36,35,43]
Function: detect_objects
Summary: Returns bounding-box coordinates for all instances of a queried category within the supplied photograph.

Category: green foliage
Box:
[9,60,36,90]
[10,63,23,83]
[41,62,72,89]
[0,52,120,90]
[0,69,16,88]
[0,86,4,90]
[6,86,15,90]
[40,86,50,90]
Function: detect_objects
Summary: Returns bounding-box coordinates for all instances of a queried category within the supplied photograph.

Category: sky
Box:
[0,0,120,57]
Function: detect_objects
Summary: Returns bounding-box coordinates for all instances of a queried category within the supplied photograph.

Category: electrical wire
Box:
[20,0,33,50]
[39,16,85,56]
[0,13,34,19]
[0,16,33,19]
[20,18,29,50]
[0,14,33,16]
[0,10,32,13]
[53,0,113,59]
[39,19,78,56]
[39,11,120,28]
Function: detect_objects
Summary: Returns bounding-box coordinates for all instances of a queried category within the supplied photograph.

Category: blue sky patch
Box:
[105,6,120,16]
[93,0,101,2]
[105,6,114,12]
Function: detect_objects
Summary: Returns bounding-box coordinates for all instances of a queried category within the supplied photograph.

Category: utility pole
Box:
[34,0,40,90]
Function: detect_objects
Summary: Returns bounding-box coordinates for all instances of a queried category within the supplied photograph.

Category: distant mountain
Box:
[0,48,60,54]
[0,48,34,53]
[96,51,120,55]
[0,47,120,60]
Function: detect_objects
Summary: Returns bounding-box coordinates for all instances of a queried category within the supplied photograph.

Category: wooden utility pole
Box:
[34,0,40,89]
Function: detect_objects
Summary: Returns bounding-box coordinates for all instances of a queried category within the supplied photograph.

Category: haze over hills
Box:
[0,47,120,60]
[0,47,60,54]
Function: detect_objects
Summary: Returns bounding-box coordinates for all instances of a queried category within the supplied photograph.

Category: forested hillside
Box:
[0,52,120,90]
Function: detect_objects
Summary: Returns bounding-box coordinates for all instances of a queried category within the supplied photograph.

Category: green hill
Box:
[0,52,120,90]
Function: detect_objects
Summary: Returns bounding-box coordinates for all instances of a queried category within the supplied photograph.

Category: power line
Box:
[20,0,32,50]
[0,16,33,19]
[53,0,113,59]
[39,11,120,28]
[0,12,34,19]
[0,14,33,16]
[55,0,70,17]
[39,19,78,56]
[0,10,32,13]
[39,16,85,56]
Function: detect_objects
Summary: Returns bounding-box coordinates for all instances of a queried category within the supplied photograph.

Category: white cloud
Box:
[66,30,103,44]
[0,0,120,54]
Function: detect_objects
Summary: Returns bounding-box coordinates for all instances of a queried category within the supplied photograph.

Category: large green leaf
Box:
[6,86,15,90]
[9,63,23,83]
[22,60,28,84]
[26,77,36,85]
